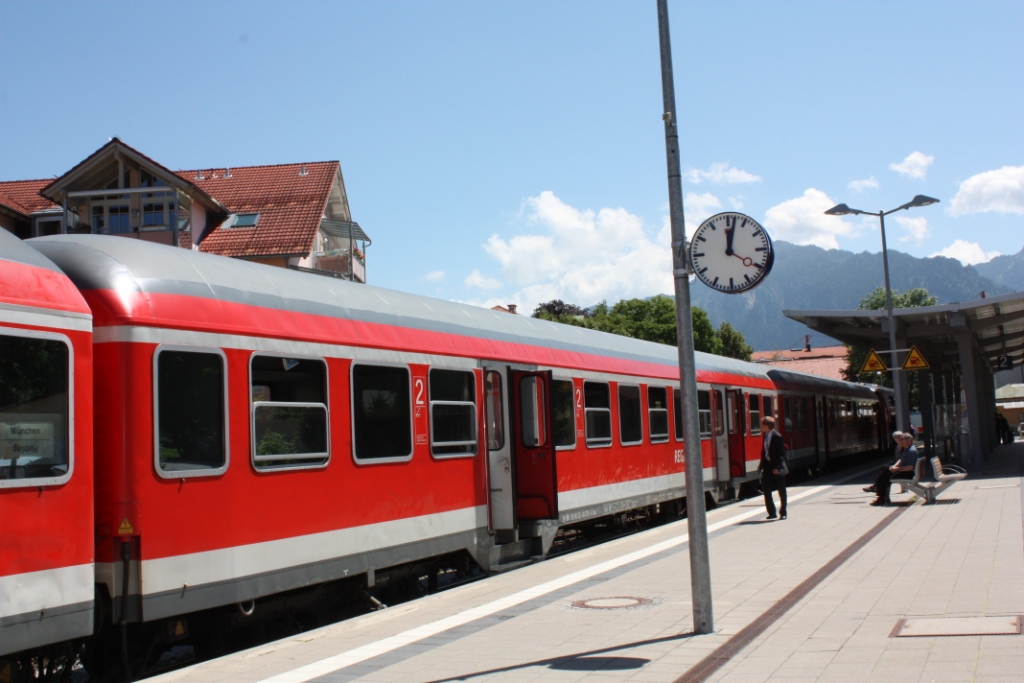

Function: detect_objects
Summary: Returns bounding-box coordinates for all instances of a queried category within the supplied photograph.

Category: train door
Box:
[727,389,746,478]
[711,388,729,483]
[482,364,515,531]
[510,370,558,520]
[815,395,828,468]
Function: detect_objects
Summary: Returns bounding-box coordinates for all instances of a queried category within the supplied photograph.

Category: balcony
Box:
[311,249,365,283]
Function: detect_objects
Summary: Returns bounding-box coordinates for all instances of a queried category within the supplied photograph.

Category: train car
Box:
[0,229,94,660]
[767,368,888,472]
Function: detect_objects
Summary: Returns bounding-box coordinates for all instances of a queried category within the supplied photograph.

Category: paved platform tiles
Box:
[151,444,1024,683]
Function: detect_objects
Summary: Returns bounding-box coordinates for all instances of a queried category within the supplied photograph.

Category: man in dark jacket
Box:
[759,416,787,520]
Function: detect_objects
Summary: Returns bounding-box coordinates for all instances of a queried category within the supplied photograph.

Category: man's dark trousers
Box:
[761,471,787,517]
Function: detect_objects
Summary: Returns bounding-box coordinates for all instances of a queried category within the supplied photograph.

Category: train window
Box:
[584,381,612,447]
[618,385,642,445]
[553,379,576,449]
[763,396,773,419]
[429,369,477,458]
[829,399,837,427]
[519,376,547,447]
[251,355,328,470]
[352,364,412,462]
[749,394,761,435]
[648,387,669,443]
[156,348,228,477]
[714,390,725,436]
[783,397,793,432]
[485,371,504,451]
[697,390,712,438]
[0,331,72,487]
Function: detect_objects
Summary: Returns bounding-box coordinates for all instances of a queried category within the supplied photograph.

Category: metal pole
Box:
[657,0,713,635]
[878,212,905,432]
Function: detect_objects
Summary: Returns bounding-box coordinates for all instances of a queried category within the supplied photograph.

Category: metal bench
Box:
[893,456,967,504]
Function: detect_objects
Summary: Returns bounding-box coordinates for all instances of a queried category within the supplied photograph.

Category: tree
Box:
[717,322,753,361]
[844,287,938,407]
[532,299,591,322]
[531,295,754,360]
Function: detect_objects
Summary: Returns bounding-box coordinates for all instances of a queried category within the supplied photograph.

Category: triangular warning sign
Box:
[860,349,887,373]
[118,518,134,535]
[902,345,930,370]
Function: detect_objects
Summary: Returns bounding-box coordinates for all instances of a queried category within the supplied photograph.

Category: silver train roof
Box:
[31,234,774,381]
[0,226,65,273]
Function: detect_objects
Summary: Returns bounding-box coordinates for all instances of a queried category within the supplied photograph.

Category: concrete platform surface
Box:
[150,444,1024,683]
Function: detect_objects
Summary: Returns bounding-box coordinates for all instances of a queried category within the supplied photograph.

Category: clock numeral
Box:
[755,247,767,252]
[725,215,736,229]
[697,235,707,242]
[711,276,719,287]
[744,274,752,284]
[692,252,705,258]
[699,267,709,275]
[754,263,763,270]
[752,230,762,238]
[741,218,748,228]
[729,277,734,290]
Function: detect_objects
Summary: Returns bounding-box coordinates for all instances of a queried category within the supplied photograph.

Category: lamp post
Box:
[824,195,940,433]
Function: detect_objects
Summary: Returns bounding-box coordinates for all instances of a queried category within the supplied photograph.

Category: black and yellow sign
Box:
[118,518,134,535]
[902,345,930,370]
[860,349,887,373]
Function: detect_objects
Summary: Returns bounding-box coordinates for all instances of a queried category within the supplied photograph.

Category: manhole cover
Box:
[571,596,652,610]
[892,616,1022,637]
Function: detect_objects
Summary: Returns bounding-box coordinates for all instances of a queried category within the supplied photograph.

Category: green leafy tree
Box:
[532,295,754,359]
[844,287,938,407]
[716,322,753,361]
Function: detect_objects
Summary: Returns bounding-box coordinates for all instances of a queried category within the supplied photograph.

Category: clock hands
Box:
[724,227,735,256]
[731,253,759,268]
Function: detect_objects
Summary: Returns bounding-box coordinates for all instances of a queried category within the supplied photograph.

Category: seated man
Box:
[870,432,919,506]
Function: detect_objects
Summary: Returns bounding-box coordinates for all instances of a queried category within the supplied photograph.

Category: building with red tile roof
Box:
[752,339,850,381]
[0,139,370,282]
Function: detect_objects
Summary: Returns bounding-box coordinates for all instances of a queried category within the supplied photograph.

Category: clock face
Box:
[689,212,774,294]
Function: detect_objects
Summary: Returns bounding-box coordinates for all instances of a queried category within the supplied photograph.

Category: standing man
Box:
[759,416,787,520]
[868,432,919,506]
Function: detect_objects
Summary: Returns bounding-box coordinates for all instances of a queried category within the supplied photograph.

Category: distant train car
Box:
[3,232,892,676]
[0,229,93,658]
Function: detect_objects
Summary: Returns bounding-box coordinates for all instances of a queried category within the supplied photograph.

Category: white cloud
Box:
[728,196,745,210]
[464,269,502,290]
[763,188,853,249]
[894,216,929,245]
[684,162,761,185]
[949,165,1024,216]
[423,270,445,282]
[849,176,879,192]
[929,239,1001,265]
[684,192,721,226]
[889,151,934,180]
[480,191,672,313]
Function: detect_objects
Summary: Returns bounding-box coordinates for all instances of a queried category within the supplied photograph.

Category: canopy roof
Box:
[784,290,1024,373]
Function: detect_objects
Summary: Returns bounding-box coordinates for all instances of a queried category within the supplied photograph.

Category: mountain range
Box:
[688,241,1024,351]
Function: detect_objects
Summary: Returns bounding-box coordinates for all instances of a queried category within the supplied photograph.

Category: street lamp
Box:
[824,195,940,433]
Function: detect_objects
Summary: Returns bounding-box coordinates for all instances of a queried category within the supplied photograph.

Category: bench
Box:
[892,456,967,504]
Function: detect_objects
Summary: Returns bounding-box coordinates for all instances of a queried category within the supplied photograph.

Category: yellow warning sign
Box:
[902,345,930,370]
[860,349,887,373]
[0,661,11,683]
[118,518,134,535]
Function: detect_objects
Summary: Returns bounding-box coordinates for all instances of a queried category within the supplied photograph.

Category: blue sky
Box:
[2,1,1021,314]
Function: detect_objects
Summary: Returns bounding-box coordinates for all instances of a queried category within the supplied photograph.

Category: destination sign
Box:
[0,421,57,460]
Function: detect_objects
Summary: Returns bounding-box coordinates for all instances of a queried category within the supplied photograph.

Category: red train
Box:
[1,232,892,678]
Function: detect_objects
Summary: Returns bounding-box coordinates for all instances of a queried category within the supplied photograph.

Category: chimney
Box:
[507,304,518,314]
[804,335,811,352]
[980,291,986,299]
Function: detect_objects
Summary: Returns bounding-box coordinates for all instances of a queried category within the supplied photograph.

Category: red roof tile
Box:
[0,179,58,216]
[752,345,848,362]
[180,161,337,259]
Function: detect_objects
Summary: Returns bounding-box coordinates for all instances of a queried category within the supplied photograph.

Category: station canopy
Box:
[783,290,1024,373]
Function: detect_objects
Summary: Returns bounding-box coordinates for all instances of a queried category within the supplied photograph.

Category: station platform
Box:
[150,444,1024,683]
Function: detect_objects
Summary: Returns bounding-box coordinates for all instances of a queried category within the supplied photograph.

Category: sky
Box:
[1,1,1021,316]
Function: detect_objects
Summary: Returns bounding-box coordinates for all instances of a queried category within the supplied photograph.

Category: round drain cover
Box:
[572,596,652,610]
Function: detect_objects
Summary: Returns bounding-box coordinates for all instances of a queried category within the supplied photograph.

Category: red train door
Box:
[511,370,558,520]
[727,389,746,478]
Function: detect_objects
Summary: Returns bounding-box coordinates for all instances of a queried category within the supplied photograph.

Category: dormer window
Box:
[233,213,260,228]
